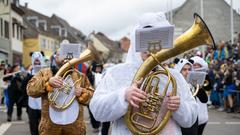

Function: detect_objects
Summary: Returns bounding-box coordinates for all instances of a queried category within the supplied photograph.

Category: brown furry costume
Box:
[27,68,93,135]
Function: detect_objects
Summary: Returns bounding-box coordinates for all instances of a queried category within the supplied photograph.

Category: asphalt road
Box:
[0,106,239,135]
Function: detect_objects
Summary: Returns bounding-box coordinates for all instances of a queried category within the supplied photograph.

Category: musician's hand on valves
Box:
[75,87,82,97]
[125,79,147,108]
[167,95,180,112]
[49,76,63,88]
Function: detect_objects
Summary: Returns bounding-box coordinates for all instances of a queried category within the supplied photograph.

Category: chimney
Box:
[25,2,28,8]
[13,0,19,5]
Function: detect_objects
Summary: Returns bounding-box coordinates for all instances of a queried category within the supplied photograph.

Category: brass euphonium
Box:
[124,13,215,135]
[48,45,99,110]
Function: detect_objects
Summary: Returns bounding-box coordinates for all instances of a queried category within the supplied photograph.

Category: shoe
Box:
[217,107,225,112]
[226,108,234,113]
[17,116,22,120]
[7,116,12,122]
[208,105,215,109]
[92,128,99,133]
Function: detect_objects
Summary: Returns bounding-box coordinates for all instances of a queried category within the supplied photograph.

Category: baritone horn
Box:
[124,13,216,135]
[48,44,99,110]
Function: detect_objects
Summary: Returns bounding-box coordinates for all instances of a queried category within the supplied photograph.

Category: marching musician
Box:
[90,12,198,135]
[27,49,93,135]
[21,52,44,135]
[174,58,193,79]
[174,58,198,135]
[4,64,24,122]
[190,56,211,135]
[86,61,101,132]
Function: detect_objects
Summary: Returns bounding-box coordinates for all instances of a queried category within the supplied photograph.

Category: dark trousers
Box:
[28,107,41,135]
[7,98,22,118]
[181,118,198,135]
[198,123,207,135]
[101,122,110,135]
[87,106,100,129]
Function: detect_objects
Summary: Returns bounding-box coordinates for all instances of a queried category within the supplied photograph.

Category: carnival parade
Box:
[0,0,240,135]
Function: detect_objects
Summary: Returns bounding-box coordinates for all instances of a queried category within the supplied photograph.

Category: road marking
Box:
[0,123,12,135]
[208,122,221,124]
[225,122,240,125]
[208,121,240,125]
[10,121,26,124]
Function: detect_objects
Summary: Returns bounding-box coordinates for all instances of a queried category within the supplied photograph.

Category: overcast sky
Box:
[20,0,187,40]
[19,0,240,40]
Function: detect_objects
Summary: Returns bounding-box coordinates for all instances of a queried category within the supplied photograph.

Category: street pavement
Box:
[0,105,240,135]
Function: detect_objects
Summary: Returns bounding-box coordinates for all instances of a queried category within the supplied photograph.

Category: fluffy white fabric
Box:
[90,12,198,135]
[190,56,208,71]
[174,59,192,72]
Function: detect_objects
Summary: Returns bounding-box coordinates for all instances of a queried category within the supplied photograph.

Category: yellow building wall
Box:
[39,35,59,59]
[23,38,39,67]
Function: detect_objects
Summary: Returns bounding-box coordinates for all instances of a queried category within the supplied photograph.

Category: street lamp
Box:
[230,0,234,44]
[200,0,204,19]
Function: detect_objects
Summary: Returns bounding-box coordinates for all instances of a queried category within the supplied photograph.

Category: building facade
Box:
[89,32,123,63]
[21,3,86,67]
[0,0,25,65]
[0,0,11,64]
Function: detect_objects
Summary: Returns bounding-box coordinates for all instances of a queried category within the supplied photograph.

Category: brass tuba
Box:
[48,45,99,110]
[124,13,215,135]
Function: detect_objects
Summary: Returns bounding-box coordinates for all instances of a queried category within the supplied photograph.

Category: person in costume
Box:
[21,52,44,135]
[90,12,198,135]
[174,58,198,135]
[190,56,210,135]
[5,64,24,121]
[86,61,101,132]
[27,49,93,135]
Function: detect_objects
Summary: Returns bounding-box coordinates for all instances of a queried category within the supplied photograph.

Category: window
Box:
[40,38,46,49]
[1,0,9,5]
[27,16,38,27]
[51,25,61,36]
[17,26,19,39]
[38,20,47,31]
[4,21,9,39]
[12,24,15,38]
[61,28,67,37]
[20,29,22,40]
[0,18,3,37]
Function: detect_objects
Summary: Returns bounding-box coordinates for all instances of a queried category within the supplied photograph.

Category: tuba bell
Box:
[48,44,99,110]
[124,13,215,135]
